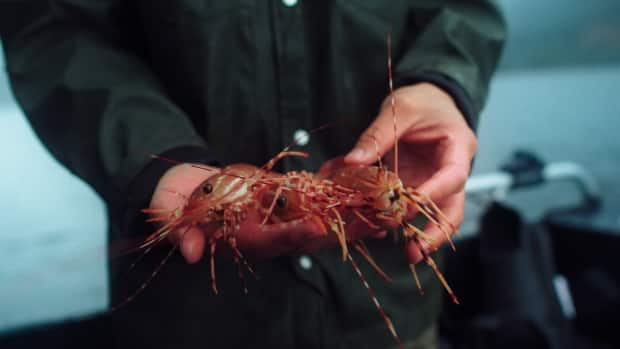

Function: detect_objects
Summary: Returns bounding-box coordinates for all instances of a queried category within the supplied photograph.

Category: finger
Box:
[317,156,346,177]
[246,218,325,256]
[371,230,388,239]
[344,108,412,165]
[415,140,472,201]
[345,218,384,240]
[177,227,205,264]
[405,190,464,264]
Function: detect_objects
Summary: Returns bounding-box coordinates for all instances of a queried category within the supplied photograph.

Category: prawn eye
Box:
[276,195,287,208]
[202,183,213,194]
[389,190,400,203]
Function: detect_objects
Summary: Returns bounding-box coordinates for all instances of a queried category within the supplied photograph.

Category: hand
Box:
[149,163,218,263]
[344,83,477,264]
[149,163,346,263]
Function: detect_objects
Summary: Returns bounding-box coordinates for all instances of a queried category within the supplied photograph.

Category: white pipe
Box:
[465,161,600,203]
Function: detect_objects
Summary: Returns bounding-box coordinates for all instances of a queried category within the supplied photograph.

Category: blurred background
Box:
[0,0,619,347]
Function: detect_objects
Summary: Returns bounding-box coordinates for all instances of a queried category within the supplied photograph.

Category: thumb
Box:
[345,109,408,165]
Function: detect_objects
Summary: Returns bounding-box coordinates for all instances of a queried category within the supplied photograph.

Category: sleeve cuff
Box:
[395,72,478,131]
[119,146,221,238]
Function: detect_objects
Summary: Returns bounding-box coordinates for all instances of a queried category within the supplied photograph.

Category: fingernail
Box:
[346,148,366,161]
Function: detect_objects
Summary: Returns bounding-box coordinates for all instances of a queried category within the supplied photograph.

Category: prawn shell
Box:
[323,165,404,212]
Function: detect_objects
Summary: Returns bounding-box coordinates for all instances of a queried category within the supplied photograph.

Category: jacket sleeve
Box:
[3,2,216,235]
[395,0,507,129]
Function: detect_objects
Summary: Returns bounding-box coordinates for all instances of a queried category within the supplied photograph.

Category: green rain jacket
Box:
[3,1,505,348]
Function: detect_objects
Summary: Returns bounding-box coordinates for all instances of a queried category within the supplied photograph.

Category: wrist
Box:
[396,72,477,131]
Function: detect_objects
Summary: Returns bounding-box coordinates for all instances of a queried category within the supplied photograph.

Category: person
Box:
[3,1,505,348]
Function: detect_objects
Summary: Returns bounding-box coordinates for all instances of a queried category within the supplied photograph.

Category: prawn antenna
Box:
[387,32,398,178]
[347,252,404,349]
[149,153,219,173]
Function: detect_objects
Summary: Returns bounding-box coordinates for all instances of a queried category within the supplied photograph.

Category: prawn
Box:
[112,149,310,309]
[113,143,371,309]
[313,33,461,347]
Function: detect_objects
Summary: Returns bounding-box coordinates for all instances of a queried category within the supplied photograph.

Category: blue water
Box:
[0,51,108,332]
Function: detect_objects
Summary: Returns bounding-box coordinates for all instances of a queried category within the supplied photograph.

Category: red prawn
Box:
[112,150,313,308]
[313,33,462,347]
